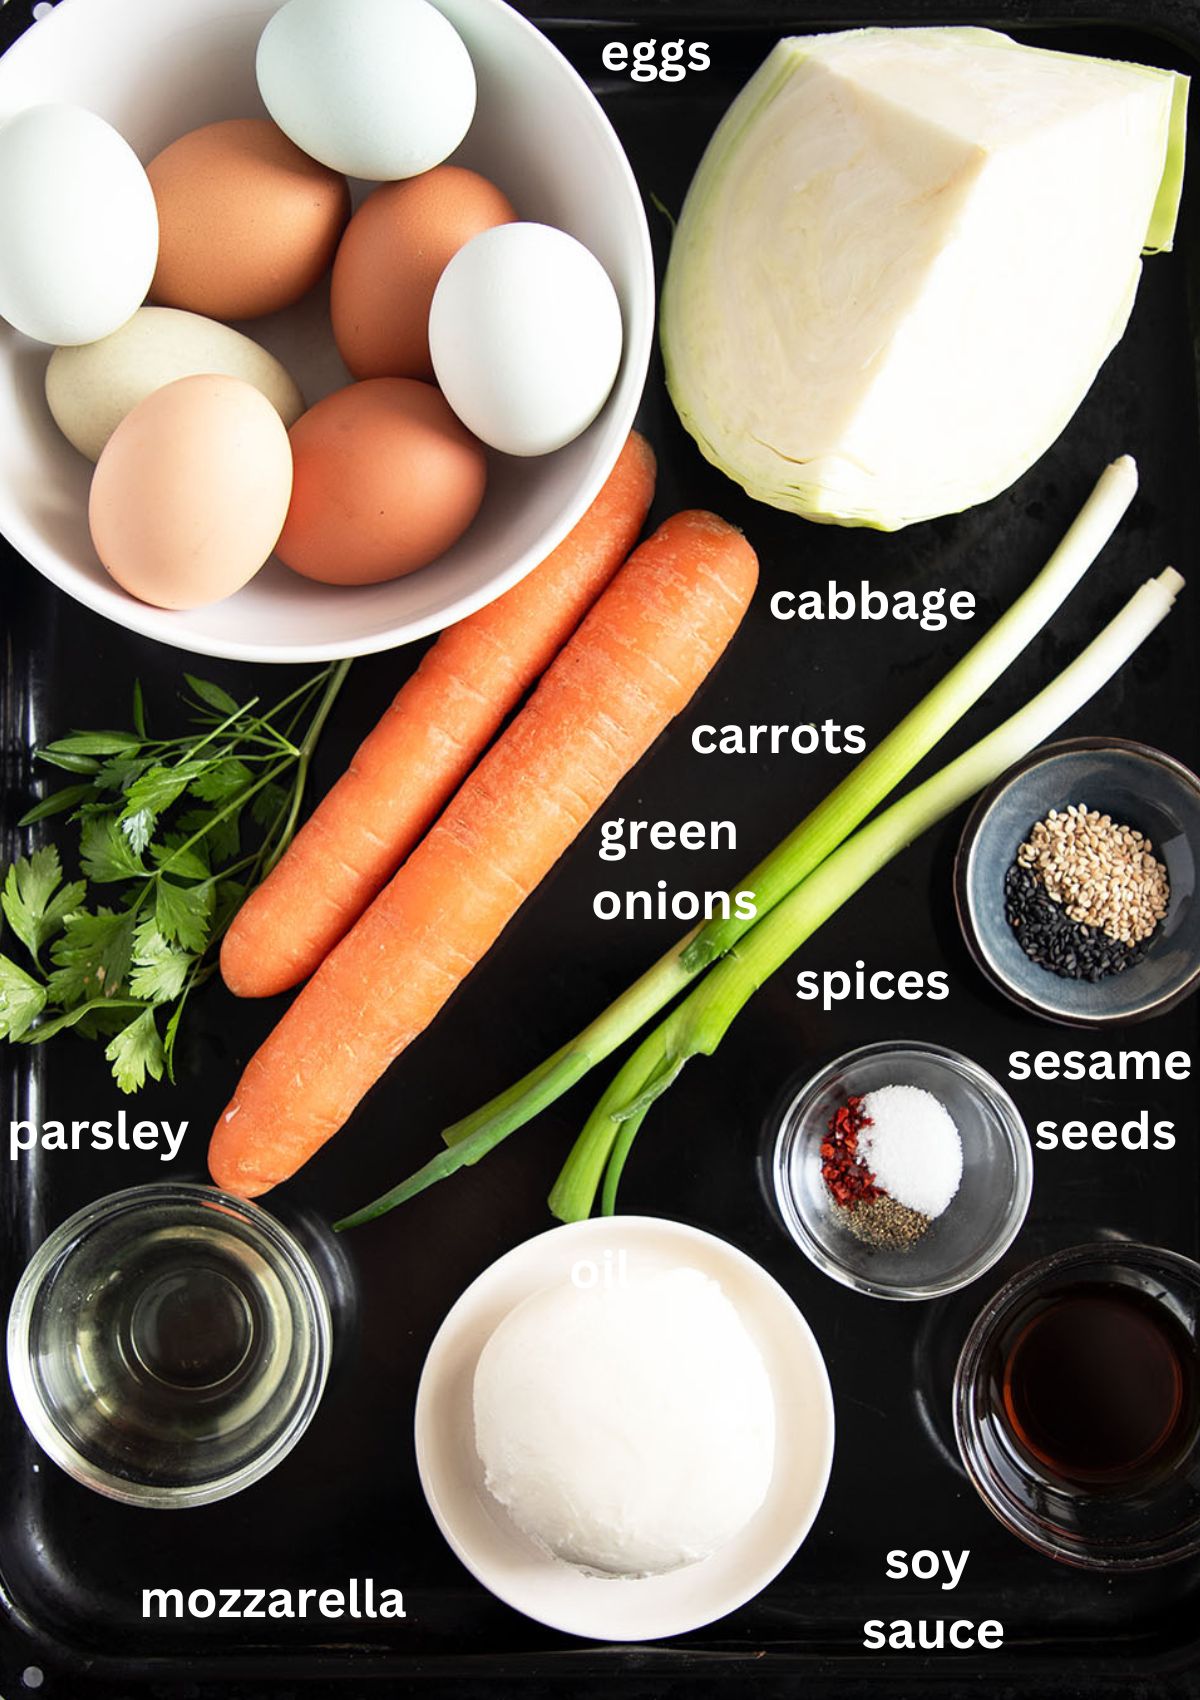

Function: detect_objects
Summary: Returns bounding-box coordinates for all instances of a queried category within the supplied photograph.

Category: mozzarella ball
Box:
[473,1267,776,1577]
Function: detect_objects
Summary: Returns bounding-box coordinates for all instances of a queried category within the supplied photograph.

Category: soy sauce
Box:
[1001,1282,1200,1488]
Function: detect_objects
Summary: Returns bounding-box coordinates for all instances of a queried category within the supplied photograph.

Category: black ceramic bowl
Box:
[954,738,1200,1027]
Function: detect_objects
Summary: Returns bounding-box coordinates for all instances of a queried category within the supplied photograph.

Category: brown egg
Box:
[277,378,487,585]
[331,167,516,381]
[148,119,350,320]
[89,375,293,610]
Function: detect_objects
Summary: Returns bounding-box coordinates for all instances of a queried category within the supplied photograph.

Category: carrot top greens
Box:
[0,661,349,1092]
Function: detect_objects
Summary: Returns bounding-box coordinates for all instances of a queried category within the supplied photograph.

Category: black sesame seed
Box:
[1003,862,1156,981]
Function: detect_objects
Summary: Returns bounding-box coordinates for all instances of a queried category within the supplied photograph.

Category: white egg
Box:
[0,104,157,346]
[430,223,623,457]
[46,307,304,461]
[256,0,476,181]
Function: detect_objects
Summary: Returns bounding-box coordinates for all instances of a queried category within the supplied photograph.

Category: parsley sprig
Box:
[0,661,350,1092]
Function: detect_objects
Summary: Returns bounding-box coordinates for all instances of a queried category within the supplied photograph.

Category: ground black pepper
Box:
[838,1194,930,1251]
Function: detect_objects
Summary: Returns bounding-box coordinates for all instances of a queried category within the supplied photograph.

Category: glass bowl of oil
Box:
[6,1182,332,1508]
[954,1242,1200,1569]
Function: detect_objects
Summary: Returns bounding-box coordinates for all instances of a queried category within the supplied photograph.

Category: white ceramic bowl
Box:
[414,1216,835,1642]
[0,0,653,661]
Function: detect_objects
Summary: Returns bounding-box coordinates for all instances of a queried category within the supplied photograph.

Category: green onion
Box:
[333,463,1146,1233]
[681,454,1140,975]
[550,566,1184,1222]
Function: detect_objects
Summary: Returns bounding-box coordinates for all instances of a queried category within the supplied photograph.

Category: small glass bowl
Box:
[7,1182,332,1508]
[771,1041,1032,1301]
[954,1243,1200,1570]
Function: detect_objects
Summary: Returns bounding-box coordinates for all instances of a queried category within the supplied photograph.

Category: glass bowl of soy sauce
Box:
[954,1243,1200,1569]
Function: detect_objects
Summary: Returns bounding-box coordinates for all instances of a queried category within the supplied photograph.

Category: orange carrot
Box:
[220,431,657,999]
[210,510,759,1198]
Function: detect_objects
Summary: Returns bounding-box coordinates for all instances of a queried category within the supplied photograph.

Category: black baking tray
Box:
[3,0,1200,1694]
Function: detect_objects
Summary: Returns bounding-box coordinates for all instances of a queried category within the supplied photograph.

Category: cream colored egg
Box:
[48,307,305,461]
[89,374,293,610]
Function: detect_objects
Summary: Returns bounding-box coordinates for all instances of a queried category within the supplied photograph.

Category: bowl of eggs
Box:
[0,0,653,660]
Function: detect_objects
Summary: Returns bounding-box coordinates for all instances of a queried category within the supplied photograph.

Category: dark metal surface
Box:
[2,0,1200,1694]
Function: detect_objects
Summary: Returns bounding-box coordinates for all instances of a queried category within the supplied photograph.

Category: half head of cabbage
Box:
[660,27,1187,530]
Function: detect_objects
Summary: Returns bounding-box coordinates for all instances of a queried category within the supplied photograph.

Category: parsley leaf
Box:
[129,922,195,1004]
[177,806,240,866]
[105,1007,165,1093]
[80,815,148,884]
[122,761,210,820]
[252,781,290,829]
[47,907,138,1005]
[120,808,156,856]
[155,879,213,954]
[189,758,253,803]
[0,955,47,1040]
[93,753,154,796]
[1,847,86,963]
[149,838,210,881]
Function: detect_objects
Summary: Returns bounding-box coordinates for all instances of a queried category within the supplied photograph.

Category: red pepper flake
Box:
[820,1093,880,1208]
